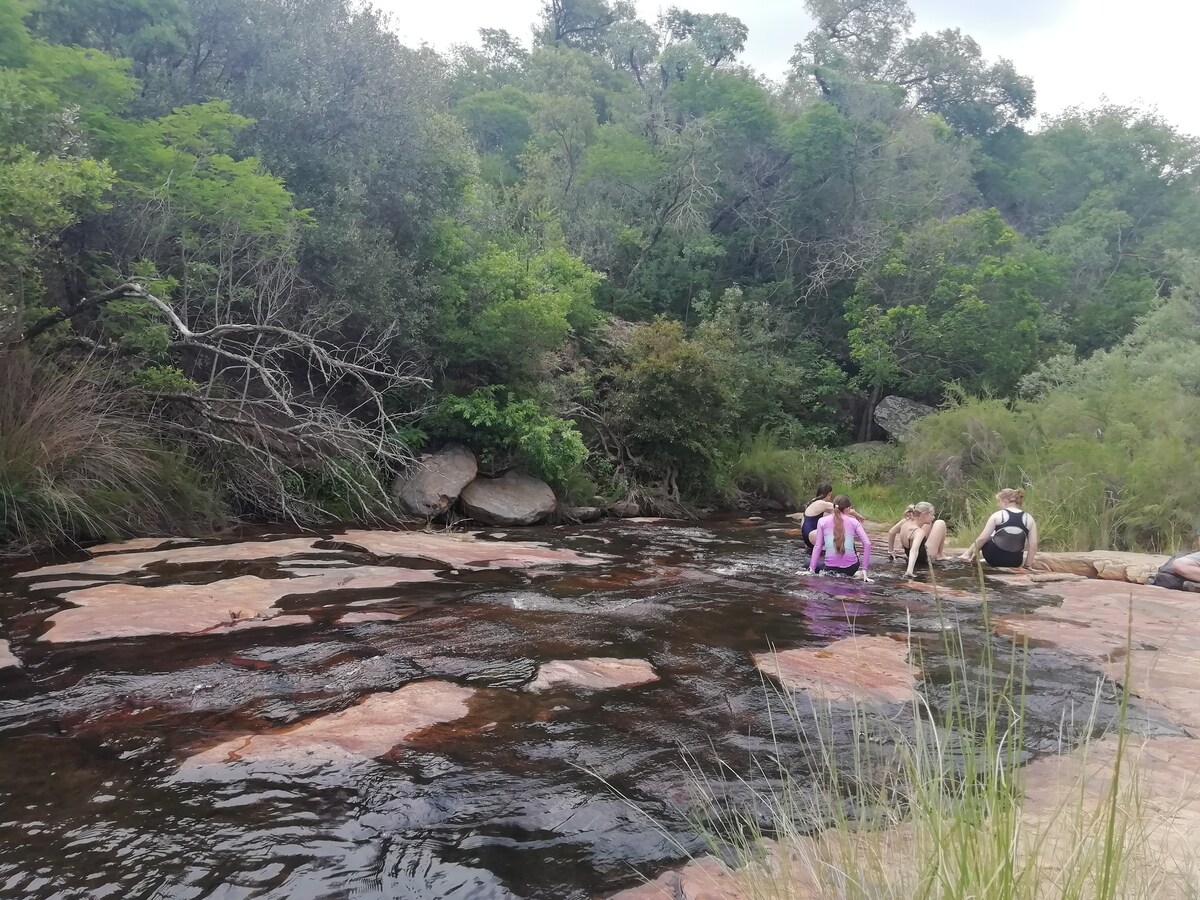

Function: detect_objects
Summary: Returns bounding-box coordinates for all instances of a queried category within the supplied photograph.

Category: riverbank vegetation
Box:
[2,0,1198,550]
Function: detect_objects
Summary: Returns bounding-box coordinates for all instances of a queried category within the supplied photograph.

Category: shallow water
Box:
[0,519,1155,899]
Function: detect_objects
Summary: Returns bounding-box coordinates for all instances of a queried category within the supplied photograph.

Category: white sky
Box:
[385,0,1200,136]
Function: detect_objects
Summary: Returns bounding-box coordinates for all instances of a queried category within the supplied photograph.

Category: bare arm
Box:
[849,507,866,523]
[1024,517,1038,569]
[886,520,904,556]
[808,520,826,571]
[960,514,999,560]
[906,528,928,577]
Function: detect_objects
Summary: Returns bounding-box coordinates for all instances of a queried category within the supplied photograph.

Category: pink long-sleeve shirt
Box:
[809,514,871,571]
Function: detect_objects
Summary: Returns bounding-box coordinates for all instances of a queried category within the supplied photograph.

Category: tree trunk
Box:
[858,384,882,442]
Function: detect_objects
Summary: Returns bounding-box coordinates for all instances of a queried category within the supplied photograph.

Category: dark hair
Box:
[811,482,833,502]
[831,494,852,545]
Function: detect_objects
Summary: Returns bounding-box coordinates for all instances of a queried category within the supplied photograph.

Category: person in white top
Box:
[959,488,1038,570]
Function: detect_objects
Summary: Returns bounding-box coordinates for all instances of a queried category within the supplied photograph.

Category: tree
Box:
[847,208,1061,407]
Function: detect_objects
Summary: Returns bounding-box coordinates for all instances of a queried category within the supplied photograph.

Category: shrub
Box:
[0,348,220,547]
[423,387,588,490]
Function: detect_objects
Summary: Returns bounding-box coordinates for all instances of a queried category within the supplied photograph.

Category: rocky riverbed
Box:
[0,519,1189,898]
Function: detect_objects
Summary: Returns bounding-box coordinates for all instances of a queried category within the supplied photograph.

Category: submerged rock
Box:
[179,679,476,774]
[40,567,439,643]
[527,658,659,692]
[754,635,920,704]
[0,640,20,670]
[331,529,602,568]
[394,444,478,519]
[459,471,557,526]
[15,537,324,579]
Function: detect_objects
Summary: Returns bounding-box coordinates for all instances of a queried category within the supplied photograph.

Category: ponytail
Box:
[831,494,852,547]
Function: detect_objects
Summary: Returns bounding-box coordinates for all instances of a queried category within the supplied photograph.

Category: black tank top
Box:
[990,509,1029,553]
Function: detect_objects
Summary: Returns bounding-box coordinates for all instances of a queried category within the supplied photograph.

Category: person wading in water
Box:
[808,494,873,581]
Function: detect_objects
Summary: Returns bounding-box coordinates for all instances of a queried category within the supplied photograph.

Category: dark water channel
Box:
[0,519,1155,899]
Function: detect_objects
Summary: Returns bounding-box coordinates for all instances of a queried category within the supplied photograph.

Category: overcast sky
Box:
[384,0,1199,136]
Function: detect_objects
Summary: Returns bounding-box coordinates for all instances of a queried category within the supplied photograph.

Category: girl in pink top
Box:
[807,494,872,580]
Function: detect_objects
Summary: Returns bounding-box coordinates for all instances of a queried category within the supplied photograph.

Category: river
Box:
[0,518,1140,898]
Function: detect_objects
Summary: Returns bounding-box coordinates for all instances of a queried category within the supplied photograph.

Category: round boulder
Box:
[394,444,478,519]
[873,395,936,442]
[460,472,557,526]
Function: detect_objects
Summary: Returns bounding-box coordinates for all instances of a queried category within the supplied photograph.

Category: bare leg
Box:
[1172,558,1200,585]
[927,519,948,558]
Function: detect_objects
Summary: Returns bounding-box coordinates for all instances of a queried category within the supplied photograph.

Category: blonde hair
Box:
[996,488,1025,507]
[905,501,935,519]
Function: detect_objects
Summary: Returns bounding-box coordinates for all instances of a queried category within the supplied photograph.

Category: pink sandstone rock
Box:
[331,529,603,569]
[85,537,200,555]
[40,566,439,643]
[526,658,659,692]
[754,635,921,704]
[180,680,475,772]
[608,856,749,900]
[0,640,20,670]
[16,537,324,579]
[1032,550,1167,585]
[998,577,1200,735]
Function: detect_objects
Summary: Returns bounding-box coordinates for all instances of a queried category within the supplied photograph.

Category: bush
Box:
[0,348,221,548]
[905,273,1200,552]
[423,387,588,490]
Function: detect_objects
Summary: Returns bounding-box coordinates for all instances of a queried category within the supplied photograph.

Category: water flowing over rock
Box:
[394,444,478,519]
[179,680,476,775]
[527,658,659,692]
[40,568,439,643]
[0,640,20,670]
[459,471,557,526]
[754,635,920,703]
[331,529,601,568]
[873,395,936,442]
[15,536,325,579]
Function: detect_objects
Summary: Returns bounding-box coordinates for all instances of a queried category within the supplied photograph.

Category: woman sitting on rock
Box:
[808,495,872,580]
[887,502,948,577]
[799,483,864,549]
[959,488,1038,570]
[1151,551,1200,591]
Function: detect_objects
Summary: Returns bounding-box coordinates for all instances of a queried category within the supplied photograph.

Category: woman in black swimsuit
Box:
[959,488,1039,569]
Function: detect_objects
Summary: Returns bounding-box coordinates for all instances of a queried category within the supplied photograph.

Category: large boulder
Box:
[606,499,641,518]
[873,395,936,442]
[459,471,557,526]
[394,444,478,519]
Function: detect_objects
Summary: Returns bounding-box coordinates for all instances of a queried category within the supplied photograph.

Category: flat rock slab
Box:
[998,577,1200,735]
[85,537,200,555]
[0,640,20,670]
[16,537,323,579]
[527,658,659,692]
[754,635,920,704]
[179,680,475,774]
[41,567,438,643]
[332,529,602,569]
[1033,550,1168,585]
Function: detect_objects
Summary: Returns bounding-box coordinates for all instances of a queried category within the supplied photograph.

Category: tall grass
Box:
[729,430,907,518]
[666,577,1181,899]
[0,347,218,548]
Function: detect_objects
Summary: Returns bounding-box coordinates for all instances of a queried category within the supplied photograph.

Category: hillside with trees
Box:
[2,0,1197,548]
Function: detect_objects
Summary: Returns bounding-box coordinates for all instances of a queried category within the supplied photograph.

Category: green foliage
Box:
[606,318,736,495]
[906,267,1200,552]
[848,208,1061,399]
[425,387,588,489]
[438,242,602,382]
